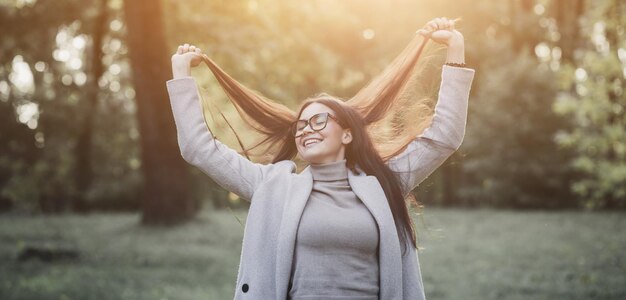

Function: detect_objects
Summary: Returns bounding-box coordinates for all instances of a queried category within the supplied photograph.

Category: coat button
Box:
[242,283,249,293]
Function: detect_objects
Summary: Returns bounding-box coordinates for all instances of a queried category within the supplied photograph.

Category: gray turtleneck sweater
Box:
[288,159,380,300]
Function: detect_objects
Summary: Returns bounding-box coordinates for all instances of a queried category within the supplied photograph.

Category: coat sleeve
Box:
[166,76,290,202]
[386,65,475,197]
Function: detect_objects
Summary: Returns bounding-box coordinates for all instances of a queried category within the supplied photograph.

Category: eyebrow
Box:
[298,112,330,121]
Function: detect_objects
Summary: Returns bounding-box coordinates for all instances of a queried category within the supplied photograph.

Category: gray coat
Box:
[166,65,475,299]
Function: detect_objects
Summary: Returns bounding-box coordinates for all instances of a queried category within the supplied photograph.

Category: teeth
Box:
[304,139,322,147]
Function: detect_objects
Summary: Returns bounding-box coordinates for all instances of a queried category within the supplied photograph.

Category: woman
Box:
[167,17,474,300]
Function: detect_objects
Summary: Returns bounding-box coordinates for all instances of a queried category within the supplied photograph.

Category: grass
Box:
[0,207,624,300]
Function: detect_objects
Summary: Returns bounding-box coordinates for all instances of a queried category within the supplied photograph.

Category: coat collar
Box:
[274,164,403,299]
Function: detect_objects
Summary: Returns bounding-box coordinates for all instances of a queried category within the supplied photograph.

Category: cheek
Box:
[321,132,343,150]
[326,127,344,144]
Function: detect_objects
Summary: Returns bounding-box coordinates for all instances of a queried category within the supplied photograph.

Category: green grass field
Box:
[1,207,624,300]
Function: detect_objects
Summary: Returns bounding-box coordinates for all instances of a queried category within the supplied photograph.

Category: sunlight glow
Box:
[53,22,88,86]
[74,72,87,86]
[576,83,588,96]
[124,87,135,99]
[0,81,9,102]
[618,48,626,63]
[62,74,73,85]
[109,81,121,92]
[109,38,122,52]
[362,29,375,40]
[14,0,37,8]
[110,19,123,31]
[618,49,626,78]
[72,35,86,49]
[592,22,609,55]
[9,55,34,94]
[53,49,70,62]
[534,42,551,61]
[34,131,45,148]
[109,63,121,75]
[248,0,258,13]
[34,61,47,72]
[575,68,588,82]
[69,57,83,70]
[16,101,39,129]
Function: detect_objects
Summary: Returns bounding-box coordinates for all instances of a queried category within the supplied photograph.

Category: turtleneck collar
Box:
[309,159,349,181]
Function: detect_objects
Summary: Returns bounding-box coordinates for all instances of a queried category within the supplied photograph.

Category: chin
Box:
[300,149,326,164]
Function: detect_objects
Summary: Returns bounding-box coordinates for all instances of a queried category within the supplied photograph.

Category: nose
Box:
[302,123,314,134]
[298,123,314,138]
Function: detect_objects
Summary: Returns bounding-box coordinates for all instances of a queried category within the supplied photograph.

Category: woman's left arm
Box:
[387,17,475,197]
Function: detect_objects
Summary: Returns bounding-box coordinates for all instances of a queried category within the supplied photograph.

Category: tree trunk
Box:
[73,0,108,212]
[123,0,196,224]
[554,0,585,63]
[442,153,460,206]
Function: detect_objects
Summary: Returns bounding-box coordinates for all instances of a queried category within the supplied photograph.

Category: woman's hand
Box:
[416,17,463,46]
[171,43,204,79]
[417,17,465,64]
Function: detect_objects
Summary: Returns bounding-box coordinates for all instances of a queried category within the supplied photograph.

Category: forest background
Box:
[1,0,624,299]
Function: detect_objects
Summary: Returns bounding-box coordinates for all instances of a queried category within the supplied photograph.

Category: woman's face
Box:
[294,102,352,164]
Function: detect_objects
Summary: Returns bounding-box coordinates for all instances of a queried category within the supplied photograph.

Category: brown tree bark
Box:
[73,0,108,212]
[123,0,196,224]
[554,0,585,63]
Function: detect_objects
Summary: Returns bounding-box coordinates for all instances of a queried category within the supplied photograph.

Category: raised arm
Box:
[168,44,290,201]
[387,65,474,197]
[387,18,475,197]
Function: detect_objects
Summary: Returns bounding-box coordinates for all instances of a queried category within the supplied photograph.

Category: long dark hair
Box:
[195,33,445,253]
[294,97,417,254]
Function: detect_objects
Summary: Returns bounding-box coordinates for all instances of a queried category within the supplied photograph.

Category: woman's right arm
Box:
[167,44,289,201]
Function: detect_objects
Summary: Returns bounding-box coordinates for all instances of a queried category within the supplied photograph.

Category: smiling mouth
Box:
[303,138,323,148]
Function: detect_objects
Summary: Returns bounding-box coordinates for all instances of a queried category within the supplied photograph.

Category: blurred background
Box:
[0,0,624,299]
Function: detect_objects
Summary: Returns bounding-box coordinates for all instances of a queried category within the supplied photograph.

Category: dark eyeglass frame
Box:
[292,112,341,138]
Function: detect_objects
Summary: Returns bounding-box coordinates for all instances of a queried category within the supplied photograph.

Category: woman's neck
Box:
[309,159,348,181]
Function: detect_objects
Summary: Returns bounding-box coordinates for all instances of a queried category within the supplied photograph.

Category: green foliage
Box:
[414,0,580,208]
[2,0,624,211]
[553,0,626,209]
[460,49,577,208]
[0,0,141,212]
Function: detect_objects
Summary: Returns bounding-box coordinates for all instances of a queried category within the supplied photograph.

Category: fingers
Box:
[436,17,448,30]
[416,29,430,37]
[426,20,437,32]
[418,17,457,36]
[176,43,203,55]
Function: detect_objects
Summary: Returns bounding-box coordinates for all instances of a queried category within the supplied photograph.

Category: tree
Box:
[553,0,626,209]
[123,0,196,224]
[415,0,579,208]
[73,0,108,212]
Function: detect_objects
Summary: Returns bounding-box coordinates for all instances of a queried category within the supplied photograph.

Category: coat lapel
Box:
[274,165,403,300]
[275,167,313,299]
[349,167,403,300]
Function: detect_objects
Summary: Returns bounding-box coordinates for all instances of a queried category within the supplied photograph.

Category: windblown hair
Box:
[196,34,445,254]
[295,98,420,255]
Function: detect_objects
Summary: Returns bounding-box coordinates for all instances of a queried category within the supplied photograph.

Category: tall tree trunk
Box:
[73,0,108,212]
[123,0,196,224]
[509,0,535,52]
[554,0,585,63]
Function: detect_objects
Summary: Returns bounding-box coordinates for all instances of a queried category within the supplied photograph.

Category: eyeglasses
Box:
[292,112,341,137]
